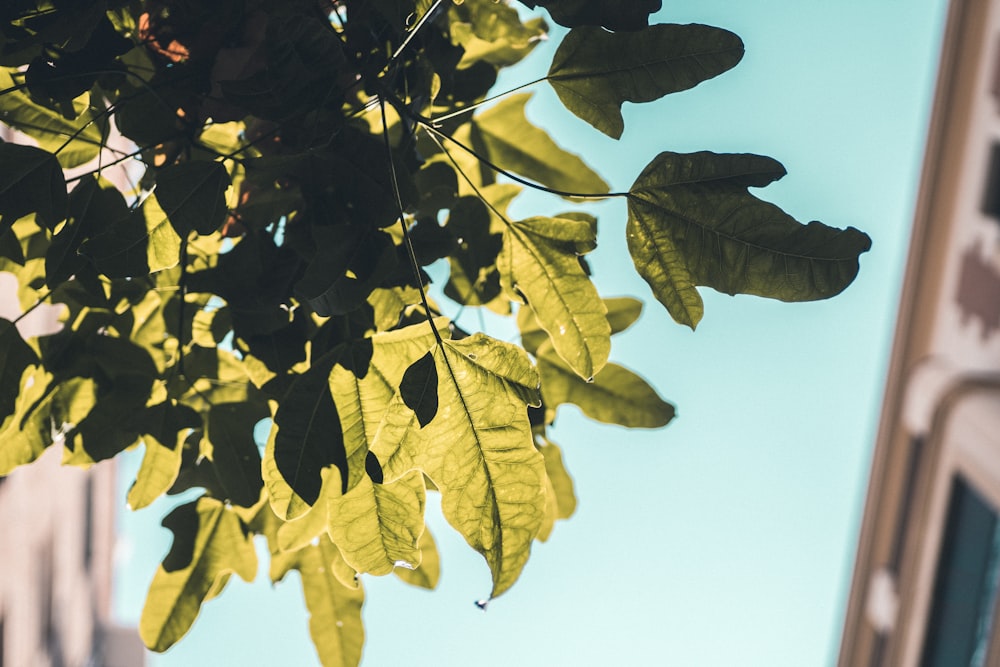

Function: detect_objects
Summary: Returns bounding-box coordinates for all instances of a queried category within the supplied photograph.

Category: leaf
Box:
[155,161,232,236]
[539,437,576,521]
[471,93,608,196]
[295,224,398,317]
[139,498,258,652]
[547,24,744,139]
[274,537,365,667]
[79,194,182,278]
[0,70,104,168]
[264,352,346,520]
[0,143,68,230]
[127,402,203,511]
[450,1,547,68]
[538,343,674,428]
[0,318,37,423]
[394,527,440,590]
[371,334,546,598]
[499,216,610,379]
[0,366,54,475]
[327,320,448,497]
[326,470,426,576]
[46,176,129,286]
[521,0,661,31]
[627,151,872,327]
[398,351,438,428]
[535,435,576,543]
[207,402,270,508]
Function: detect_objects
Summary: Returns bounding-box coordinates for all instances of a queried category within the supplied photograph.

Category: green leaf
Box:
[394,527,440,590]
[522,0,661,31]
[0,366,53,475]
[499,216,610,379]
[155,161,232,236]
[535,436,576,542]
[0,319,37,423]
[450,1,547,68]
[0,142,67,230]
[127,402,202,511]
[275,537,365,667]
[371,334,546,598]
[538,342,674,428]
[547,24,744,139]
[327,321,447,497]
[627,151,872,327]
[0,70,104,168]
[326,470,426,576]
[139,498,258,652]
[207,402,269,508]
[471,93,608,196]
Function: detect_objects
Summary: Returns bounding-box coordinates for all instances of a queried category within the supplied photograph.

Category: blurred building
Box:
[839,0,1000,664]
[0,447,145,667]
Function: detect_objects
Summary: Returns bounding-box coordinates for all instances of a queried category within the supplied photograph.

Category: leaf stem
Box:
[378,97,443,346]
[419,122,630,200]
[12,288,55,327]
[428,77,546,125]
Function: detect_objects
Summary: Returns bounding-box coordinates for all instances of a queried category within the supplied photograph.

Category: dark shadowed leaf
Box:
[47,176,130,285]
[0,319,37,423]
[155,161,232,236]
[627,151,872,328]
[295,225,398,317]
[208,402,270,507]
[0,143,67,230]
[399,351,439,428]
[264,351,346,519]
[547,24,744,139]
[521,0,661,31]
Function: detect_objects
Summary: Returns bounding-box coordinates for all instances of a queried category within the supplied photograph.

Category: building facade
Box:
[0,446,145,667]
[840,0,1000,664]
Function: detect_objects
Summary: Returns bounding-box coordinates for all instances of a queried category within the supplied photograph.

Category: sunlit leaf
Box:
[627,151,872,327]
[140,498,258,652]
[547,24,744,139]
[471,93,608,196]
[372,334,546,598]
[127,402,202,511]
[537,341,674,428]
[394,527,440,590]
[327,470,426,576]
[274,536,365,667]
[499,216,609,379]
[0,70,104,168]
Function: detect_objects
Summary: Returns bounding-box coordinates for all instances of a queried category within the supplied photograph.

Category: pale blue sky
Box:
[114,2,950,665]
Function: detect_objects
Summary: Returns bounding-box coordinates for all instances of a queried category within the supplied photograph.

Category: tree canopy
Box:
[0,1,871,665]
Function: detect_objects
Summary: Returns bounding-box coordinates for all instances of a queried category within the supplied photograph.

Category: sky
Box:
[113,2,950,665]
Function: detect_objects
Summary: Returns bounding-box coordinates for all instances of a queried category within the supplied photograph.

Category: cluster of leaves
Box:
[0,1,871,665]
